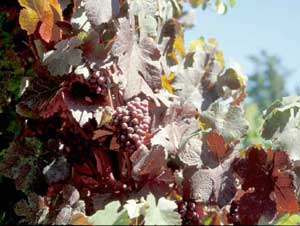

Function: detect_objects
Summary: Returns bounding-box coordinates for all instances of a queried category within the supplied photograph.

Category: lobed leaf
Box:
[143,193,182,225]
[18,0,63,42]
[88,201,130,225]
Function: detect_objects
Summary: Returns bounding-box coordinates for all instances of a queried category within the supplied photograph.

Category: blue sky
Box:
[184,0,300,94]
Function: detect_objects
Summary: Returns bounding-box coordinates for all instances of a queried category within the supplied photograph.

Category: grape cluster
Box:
[177,200,203,225]
[113,97,151,153]
[88,70,110,95]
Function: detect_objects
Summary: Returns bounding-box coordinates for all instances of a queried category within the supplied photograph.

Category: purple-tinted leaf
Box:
[130,144,167,181]
[43,157,69,184]
[112,18,162,100]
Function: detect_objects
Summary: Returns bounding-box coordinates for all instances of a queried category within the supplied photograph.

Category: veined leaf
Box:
[143,193,181,225]
[88,201,130,225]
[18,0,63,42]
[43,37,83,76]
[84,0,120,26]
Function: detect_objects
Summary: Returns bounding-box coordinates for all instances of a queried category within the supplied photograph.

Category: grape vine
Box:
[0,0,299,225]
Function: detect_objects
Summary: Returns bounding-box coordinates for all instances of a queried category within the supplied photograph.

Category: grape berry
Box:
[113,97,151,153]
[88,70,110,95]
[177,200,203,225]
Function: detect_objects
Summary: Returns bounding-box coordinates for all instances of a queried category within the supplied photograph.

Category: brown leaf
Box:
[93,129,114,140]
[206,130,229,160]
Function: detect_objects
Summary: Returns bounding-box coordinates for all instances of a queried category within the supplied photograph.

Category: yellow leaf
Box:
[167,52,179,64]
[215,50,225,69]
[173,35,185,57]
[99,107,113,127]
[18,0,62,42]
[208,38,225,69]
[189,37,205,52]
[197,117,205,130]
[167,35,185,64]
[161,72,175,94]
[189,0,204,8]
[70,212,90,225]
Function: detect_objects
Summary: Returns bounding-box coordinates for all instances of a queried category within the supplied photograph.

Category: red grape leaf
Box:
[206,130,228,160]
[228,146,299,225]
[93,129,114,140]
[130,145,167,181]
[0,138,42,193]
[270,149,299,214]
[16,76,61,118]
[109,136,120,150]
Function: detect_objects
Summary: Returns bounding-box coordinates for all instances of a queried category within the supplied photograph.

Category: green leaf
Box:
[261,96,300,161]
[143,193,181,225]
[218,68,245,90]
[88,201,130,225]
[274,214,300,225]
[43,37,83,76]
[229,0,236,7]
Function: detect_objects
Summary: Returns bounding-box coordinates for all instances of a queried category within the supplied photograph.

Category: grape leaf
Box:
[130,145,167,181]
[229,0,236,7]
[63,92,103,127]
[274,214,300,225]
[130,0,158,16]
[18,0,63,42]
[16,76,61,118]
[183,151,237,206]
[70,212,89,225]
[71,7,91,32]
[200,102,248,143]
[15,193,49,224]
[42,156,69,184]
[84,0,119,26]
[0,138,42,193]
[183,167,213,203]
[261,96,300,139]
[190,38,225,86]
[173,68,204,112]
[143,193,181,225]
[261,96,300,161]
[206,130,229,160]
[153,118,203,166]
[271,111,300,161]
[124,199,146,219]
[43,37,83,76]
[218,68,245,90]
[178,134,203,166]
[112,18,162,100]
[138,13,158,39]
[229,146,299,225]
[189,0,204,8]
[130,0,158,38]
[215,0,227,14]
[88,201,130,225]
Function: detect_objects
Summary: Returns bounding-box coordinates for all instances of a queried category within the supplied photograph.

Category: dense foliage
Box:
[0,0,299,225]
